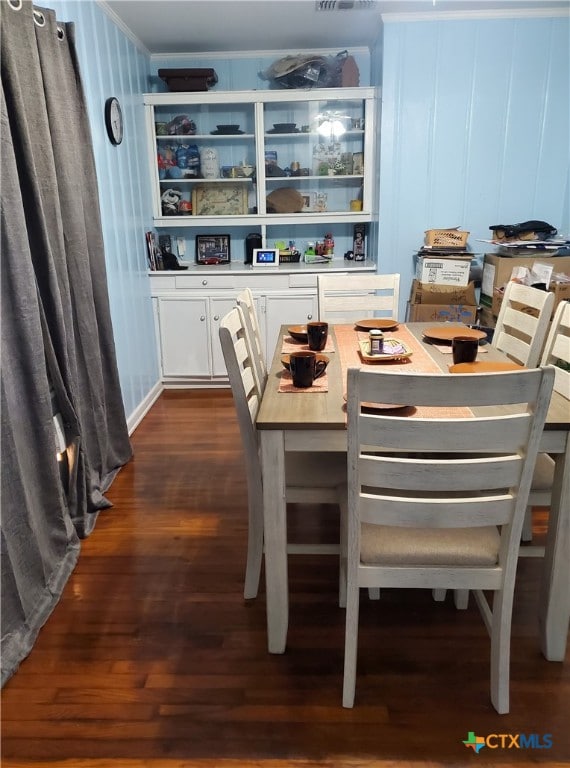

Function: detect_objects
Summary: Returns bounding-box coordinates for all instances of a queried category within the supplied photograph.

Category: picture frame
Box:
[191,183,248,216]
[195,234,231,265]
[301,192,315,213]
[352,152,364,175]
[252,247,280,267]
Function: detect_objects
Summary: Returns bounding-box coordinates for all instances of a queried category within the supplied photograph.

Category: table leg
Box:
[260,429,288,653]
[539,436,570,661]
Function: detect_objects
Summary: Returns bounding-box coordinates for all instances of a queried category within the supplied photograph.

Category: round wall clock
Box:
[104,97,123,145]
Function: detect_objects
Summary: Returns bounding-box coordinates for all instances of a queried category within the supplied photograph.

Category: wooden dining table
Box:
[256,321,570,661]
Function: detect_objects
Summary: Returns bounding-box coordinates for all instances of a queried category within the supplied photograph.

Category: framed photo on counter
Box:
[195,234,231,264]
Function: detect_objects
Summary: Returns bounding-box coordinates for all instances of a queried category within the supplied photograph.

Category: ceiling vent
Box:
[315,1,377,10]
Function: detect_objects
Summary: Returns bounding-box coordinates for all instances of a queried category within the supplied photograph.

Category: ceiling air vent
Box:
[315,1,377,10]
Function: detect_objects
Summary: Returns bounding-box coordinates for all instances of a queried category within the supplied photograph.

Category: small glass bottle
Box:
[369,329,384,355]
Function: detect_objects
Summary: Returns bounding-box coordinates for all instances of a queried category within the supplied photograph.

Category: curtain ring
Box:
[57,26,65,40]
[33,9,46,26]
[7,0,23,9]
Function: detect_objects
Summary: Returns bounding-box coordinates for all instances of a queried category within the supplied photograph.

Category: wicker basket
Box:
[424,228,469,248]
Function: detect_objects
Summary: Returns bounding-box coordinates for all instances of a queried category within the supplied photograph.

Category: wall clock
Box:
[104,97,123,145]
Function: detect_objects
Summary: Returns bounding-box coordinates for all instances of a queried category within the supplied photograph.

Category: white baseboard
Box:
[126,381,163,435]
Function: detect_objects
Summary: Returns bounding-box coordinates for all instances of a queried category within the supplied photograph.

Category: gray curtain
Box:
[1,1,133,685]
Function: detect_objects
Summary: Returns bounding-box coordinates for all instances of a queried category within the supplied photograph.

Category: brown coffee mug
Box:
[452,336,479,364]
[289,351,327,388]
[306,321,329,351]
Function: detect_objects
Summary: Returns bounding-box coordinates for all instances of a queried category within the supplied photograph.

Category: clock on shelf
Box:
[104,97,123,146]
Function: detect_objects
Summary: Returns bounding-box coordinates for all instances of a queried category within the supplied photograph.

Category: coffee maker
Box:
[245,232,262,264]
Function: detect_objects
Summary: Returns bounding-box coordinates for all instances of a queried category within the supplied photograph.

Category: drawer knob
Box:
[200,315,206,322]
[202,279,208,286]
[307,314,313,320]
[213,315,220,321]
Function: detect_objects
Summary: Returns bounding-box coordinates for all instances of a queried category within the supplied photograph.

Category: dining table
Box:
[256,321,570,661]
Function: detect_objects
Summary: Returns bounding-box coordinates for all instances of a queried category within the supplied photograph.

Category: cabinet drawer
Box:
[289,274,318,288]
[174,275,236,290]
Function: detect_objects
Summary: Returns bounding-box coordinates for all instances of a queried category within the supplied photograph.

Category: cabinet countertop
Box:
[148,259,376,277]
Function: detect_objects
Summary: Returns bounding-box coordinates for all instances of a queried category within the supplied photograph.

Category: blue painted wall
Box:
[377,13,570,319]
[48,0,159,427]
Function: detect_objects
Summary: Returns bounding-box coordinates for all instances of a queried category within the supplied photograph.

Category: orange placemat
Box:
[278,370,328,393]
[334,324,472,419]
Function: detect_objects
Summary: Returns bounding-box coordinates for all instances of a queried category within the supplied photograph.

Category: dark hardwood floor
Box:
[2,390,569,768]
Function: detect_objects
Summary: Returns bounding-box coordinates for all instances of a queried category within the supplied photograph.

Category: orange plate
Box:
[423,325,487,343]
[281,353,329,371]
[343,393,409,410]
[287,325,308,342]
[354,318,399,331]
[449,361,524,373]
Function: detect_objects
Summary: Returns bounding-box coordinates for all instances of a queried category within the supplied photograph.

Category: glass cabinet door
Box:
[261,97,367,217]
[153,101,256,219]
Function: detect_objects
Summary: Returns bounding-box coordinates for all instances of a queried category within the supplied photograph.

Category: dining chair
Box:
[492,282,554,367]
[219,307,346,600]
[521,300,570,550]
[317,274,400,324]
[342,365,554,713]
[236,287,267,396]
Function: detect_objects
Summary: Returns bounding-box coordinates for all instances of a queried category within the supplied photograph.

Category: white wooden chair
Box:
[236,287,267,396]
[219,307,346,600]
[342,365,554,713]
[317,274,400,324]
[521,300,570,550]
[492,282,554,367]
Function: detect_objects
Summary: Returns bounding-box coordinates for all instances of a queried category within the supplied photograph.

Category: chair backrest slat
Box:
[540,301,570,399]
[237,287,267,394]
[318,274,400,323]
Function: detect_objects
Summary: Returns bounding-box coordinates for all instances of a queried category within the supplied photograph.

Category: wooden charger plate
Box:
[343,392,409,410]
[287,325,308,342]
[423,325,487,343]
[354,318,399,331]
[449,361,524,373]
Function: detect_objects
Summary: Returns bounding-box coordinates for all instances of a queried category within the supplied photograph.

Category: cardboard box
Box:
[481,253,570,315]
[409,280,476,306]
[408,280,477,323]
[415,255,471,286]
[408,303,477,324]
[550,281,570,313]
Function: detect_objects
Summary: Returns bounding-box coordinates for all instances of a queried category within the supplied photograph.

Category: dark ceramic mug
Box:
[306,321,329,351]
[289,351,327,388]
[452,336,479,364]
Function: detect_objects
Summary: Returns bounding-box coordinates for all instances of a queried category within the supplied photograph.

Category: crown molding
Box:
[381,7,570,22]
[97,0,151,56]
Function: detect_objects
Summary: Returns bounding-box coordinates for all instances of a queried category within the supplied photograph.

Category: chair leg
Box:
[339,493,348,608]
[342,578,360,708]
[521,505,533,542]
[368,588,380,600]
[489,589,513,715]
[454,590,469,610]
[432,589,446,602]
[243,497,263,600]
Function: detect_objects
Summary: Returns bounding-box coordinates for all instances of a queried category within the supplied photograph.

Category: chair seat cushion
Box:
[531,452,555,490]
[360,524,500,566]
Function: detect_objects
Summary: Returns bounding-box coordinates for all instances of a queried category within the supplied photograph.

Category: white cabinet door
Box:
[157,297,209,377]
[263,294,317,362]
[210,296,240,376]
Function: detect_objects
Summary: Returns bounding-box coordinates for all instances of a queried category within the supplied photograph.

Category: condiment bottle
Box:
[369,329,384,355]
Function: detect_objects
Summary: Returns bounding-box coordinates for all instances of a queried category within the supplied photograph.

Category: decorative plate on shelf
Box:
[287,325,308,342]
[449,361,524,374]
[423,326,487,343]
[354,318,399,331]
[358,338,413,363]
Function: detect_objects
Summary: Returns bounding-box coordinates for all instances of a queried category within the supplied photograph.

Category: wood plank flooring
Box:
[2,390,569,767]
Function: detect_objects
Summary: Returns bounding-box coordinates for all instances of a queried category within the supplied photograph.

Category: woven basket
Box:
[424,229,469,248]
[278,252,301,263]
